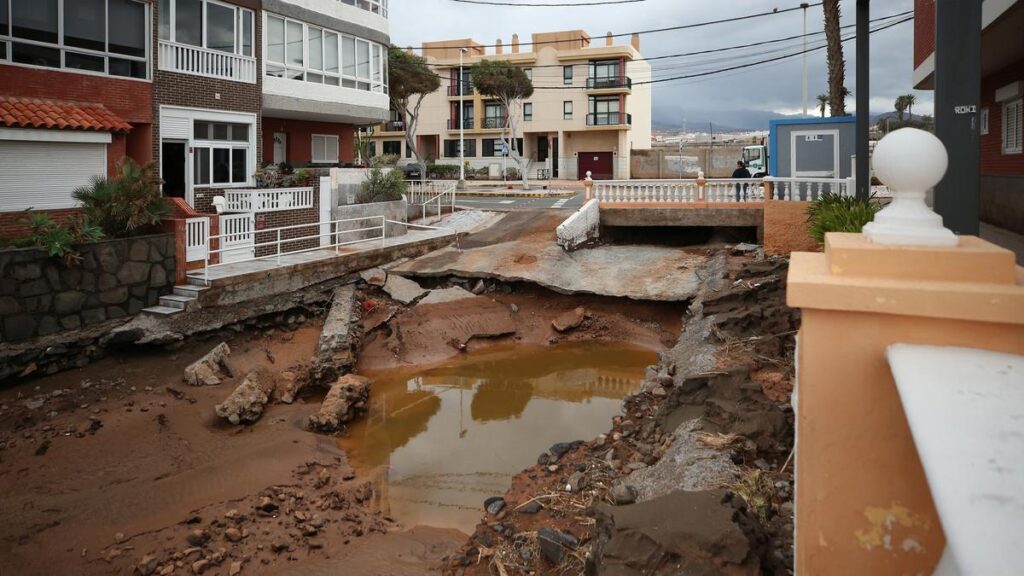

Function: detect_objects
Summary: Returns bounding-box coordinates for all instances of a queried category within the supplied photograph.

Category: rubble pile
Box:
[307,374,371,433]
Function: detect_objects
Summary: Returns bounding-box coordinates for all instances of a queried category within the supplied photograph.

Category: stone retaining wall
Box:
[0,234,175,343]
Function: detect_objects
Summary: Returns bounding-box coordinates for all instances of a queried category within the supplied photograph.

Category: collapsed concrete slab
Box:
[308,374,371,433]
[382,275,429,305]
[417,286,476,306]
[314,285,362,384]
[183,342,234,386]
[215,369,273,425]
[359,267,387,287]
[626,419,741,502]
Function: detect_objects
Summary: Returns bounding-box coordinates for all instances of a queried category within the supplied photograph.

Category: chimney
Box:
[496,39,504,55]
[606,32,613,47]
[512,34,520,54]
[631,33,640,52]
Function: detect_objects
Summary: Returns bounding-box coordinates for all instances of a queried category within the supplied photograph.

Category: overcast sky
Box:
[389,0,933,130]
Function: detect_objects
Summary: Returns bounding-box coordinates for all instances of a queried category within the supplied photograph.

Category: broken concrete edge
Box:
[556,198,600,252]
[307,374,371,434]
[214,368,274,426]
[183,342,234,387]
[312,285,365,387]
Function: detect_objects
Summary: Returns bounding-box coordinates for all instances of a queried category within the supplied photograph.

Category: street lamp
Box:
[801,2,809,116]
[458,47,469,188]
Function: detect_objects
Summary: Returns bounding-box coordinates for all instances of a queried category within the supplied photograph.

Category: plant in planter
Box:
[73,158,170,238]
[356,167,408,204]
[21,212,104,266]
[806,192,883,245]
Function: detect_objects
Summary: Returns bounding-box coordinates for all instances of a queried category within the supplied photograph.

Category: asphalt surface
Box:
[455,193,585,211]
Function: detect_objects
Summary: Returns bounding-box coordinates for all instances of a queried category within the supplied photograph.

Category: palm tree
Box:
[817,94,829,118]
[822,0,847,116]
[894,95,907,123]
[903,93,916,120]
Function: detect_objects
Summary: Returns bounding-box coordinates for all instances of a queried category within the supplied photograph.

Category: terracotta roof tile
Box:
[0,96,133,133]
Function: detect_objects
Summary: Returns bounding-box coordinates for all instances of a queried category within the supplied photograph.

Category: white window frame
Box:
[160,0,253,57]
[0,0,151,81]
[311,134,339,164]
[563,65,573,86]
[263,12,388,93]
[524,102,533,122]
[1002,98,1022,155]
[980,107,989,135]
[563,100,573,120]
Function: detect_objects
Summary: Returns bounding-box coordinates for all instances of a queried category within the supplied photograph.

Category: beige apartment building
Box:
[371,30,652,180]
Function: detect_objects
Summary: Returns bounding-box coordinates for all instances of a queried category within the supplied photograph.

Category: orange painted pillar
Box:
[787,233,1024,575]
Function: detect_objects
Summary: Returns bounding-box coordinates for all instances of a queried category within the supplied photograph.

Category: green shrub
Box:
[73,158,169,238]
[356,168,408,204]
[426,163,459,180]
[21,212,104,266]
[372,154,400,168]
[806,192,883,245]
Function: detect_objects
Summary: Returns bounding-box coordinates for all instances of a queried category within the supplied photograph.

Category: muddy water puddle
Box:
[338,342,656,534]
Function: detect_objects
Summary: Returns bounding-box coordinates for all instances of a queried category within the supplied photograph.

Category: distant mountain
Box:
[653,110,928,133]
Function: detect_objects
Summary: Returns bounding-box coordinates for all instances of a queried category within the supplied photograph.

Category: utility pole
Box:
[934,0,981,235]
[801,2,810,116]
[855,0,869,201]
[458,47,468,187]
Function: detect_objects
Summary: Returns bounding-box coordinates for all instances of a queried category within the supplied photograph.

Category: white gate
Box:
[219,213,255,264]
[185,217,210,262]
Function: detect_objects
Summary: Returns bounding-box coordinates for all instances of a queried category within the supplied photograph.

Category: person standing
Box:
[732,161,752,201]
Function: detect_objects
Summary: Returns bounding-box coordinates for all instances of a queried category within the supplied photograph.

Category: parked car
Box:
[403,164,423,180]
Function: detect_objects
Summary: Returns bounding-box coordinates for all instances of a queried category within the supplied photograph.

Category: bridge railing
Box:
[594,179,766,203]
[764,177,854,202]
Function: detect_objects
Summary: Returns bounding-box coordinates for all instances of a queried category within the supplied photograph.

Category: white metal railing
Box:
[224,187,314,213]
[406,180,457,220]
[765,177,853,202]
[594,179,766,203]
[185,217,210,262]
[158,40,257,84]
[200,217,454,282]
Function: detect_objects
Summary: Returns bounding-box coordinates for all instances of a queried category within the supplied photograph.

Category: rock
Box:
[382,275,429,305]
[470,279,486,295]
[731,243,760,254]
[551,307,586,333]
[183,343,233,386]
[228,561,242,576]
[509,303,519,313]
[214,369,273,425]
[257,497,278,513]
[137,554,160,576]
[484,497,506,516]
[274,369,306,404]
[520,501,543,514]
[566,471,585,493]
[418,286,476,306]
[610,484,638,505]
[651,386,667,397]
[186,529,210,546]
[537,527,578,565]
[359,267,387,287]
[307,375,371,433]
[224,527,242,542]
[24,398,45,410]
[549,441,575,459]
[271,541,288,554]
[191,559,210,574]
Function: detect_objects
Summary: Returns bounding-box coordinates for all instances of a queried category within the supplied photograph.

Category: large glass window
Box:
[174,0,202,46]
[193,120,251,186]
[161,0,253,59]
[206,2,235,53]
[265,14,388,94]
[2,0,148,78]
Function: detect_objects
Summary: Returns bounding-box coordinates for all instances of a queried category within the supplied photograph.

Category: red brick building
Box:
[914,0,1024,234]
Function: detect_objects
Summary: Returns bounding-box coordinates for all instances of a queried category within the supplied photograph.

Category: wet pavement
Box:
[338,342,656,533]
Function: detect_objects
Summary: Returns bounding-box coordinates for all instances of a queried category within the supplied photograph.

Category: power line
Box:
[410,2,824,52]
[450,0,646,5]
[422,10,912,72]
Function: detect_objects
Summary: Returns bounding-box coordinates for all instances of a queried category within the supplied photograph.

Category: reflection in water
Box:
[338,342,655,533]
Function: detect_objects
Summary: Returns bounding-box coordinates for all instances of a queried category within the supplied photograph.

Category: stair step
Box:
[142,305,183,316]
[159,294,195,310]
[173,285,208,298]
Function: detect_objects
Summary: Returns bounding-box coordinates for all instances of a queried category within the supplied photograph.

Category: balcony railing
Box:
[339,0,388,18]
[224,187,315,213]
[586,112,632,126]
[587,76,632,90]
[382,120,406,132]
[159,41,256,84]
[448,83,474,96]
[448,118,475,130]
[482,117,508,129]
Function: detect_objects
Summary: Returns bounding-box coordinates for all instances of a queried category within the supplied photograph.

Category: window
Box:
[589,96,621,125]
[563,101,573,120]
[484,102,505,129]
[444,139,475,158]
[524,103,533,122]
[382,141,402,156]
[483,138,523,158]
[265,13,387,93]
[980,107,989,135]
[563,65,573,85]
[1004,99,1022,154]
[524,68,532,80]
[312,134,340,163]
[161,0,253,59]
[339,0,388,18]
[192,120,251,186]
[2,0,148,78]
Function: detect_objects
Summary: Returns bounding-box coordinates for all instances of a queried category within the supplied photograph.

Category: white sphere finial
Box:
[862,128,957,247]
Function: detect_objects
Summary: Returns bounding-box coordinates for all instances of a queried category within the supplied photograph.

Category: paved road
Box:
[455,193,585,211]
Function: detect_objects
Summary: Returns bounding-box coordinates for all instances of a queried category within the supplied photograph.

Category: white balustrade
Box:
[158,41,257,84]
[764,177,850,202]
[185,217,210,262]
[224,188,314,213]
[595,179,765,204]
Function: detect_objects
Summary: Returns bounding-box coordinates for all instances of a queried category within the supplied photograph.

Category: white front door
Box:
[273,133,287,165]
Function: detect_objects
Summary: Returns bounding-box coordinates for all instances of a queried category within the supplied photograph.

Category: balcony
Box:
[448,118,475,130]
[381,120,406,132]
[482,117,508,130]
[158,41,256,84]
[448,84,475,97]
[587,76,632,92]
[586,112,632,127]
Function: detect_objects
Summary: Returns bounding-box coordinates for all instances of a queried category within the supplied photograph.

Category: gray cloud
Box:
[389,0,933,130]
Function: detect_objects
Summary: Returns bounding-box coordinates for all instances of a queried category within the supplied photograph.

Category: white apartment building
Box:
[371,29,652,180]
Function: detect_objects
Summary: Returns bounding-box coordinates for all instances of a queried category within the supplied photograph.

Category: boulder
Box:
[215,369,273,425]
[609,483,638,505]
[359,267,387,287]
[274,366,309,404]
[183,343,234,386]
[537,527,579,565]
[552,307,586,333]
[308,375,371,433]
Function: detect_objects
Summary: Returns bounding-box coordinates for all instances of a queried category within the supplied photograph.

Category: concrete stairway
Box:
[141,284,208,317]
